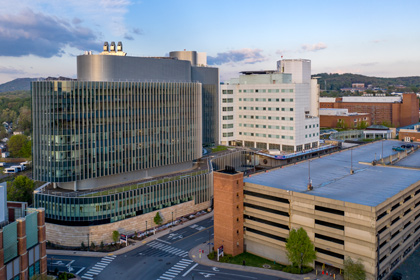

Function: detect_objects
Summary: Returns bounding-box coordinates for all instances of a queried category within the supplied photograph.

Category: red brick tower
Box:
[213,168,244,256]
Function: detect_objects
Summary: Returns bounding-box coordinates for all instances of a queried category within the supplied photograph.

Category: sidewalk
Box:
[189,242,343,280]
[46,211,215,257]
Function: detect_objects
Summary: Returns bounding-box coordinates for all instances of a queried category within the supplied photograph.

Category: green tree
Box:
[8,134,31,158]
[154,212,163,225]
[112,230,120,243]
[0,108,18,124]
[356,120,368,130]
[17,106,31,132]
[0,128,7,140]
[285,227,316,273]
[7,175,35,204]
[343,257,366,280]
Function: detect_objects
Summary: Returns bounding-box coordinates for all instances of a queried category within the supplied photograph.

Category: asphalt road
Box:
[48,217,280,280]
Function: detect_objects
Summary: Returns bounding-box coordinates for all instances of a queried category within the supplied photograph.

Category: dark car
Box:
[401,144,414,148]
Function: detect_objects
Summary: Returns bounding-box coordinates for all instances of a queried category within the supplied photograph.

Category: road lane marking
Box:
[75,267,85,275]
[195,269,258,279]
[182,263,199,277]
[81,276,93,280]
[172,225,213,244]
[156,238,171,244]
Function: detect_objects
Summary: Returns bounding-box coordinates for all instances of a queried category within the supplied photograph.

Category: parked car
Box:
[392,146,405,151]
[401,144,414,149]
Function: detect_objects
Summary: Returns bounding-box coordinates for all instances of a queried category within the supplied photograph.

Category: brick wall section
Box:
[16,218,28,280]
[320,114,371,128]
[399,131,420,142]
[46,200,210,247]
[37,209,47,277]
[213,171,244,257]
[400,93,419,126]
[320,94,419,127]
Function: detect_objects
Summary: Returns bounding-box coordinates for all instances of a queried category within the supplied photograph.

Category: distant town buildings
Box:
[320,93,419,127]
[219,59,320,153]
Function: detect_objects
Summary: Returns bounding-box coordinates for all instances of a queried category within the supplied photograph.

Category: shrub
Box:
[208,251,215,260]
[112,230,120,243]
[219,254,233,262]
[154,212,163,225]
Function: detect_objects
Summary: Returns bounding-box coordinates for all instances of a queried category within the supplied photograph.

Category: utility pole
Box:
[307,160,312,190]
[382,140,384,164]
[350,148,354,174]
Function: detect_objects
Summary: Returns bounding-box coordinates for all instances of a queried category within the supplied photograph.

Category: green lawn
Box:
[211,145,229,152]
[218,252,285,271]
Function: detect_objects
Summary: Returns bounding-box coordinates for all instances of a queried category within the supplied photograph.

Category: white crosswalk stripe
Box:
[157,259,195,280]
[145,241,189,257]
[81,255,117,279]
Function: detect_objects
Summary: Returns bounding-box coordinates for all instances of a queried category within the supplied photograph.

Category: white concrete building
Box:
[219,59,320,152]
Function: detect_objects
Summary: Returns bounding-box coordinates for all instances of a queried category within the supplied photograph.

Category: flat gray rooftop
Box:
[245,141,420,207]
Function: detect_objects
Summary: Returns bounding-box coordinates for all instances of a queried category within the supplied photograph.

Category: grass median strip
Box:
[210,252,285,271]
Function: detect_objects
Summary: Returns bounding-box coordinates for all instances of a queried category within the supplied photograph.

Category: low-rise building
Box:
[320,94,419,127]
[0,183,47,280]
[214,140,420,280]
[320,108,371,128]
[398,124,420,142]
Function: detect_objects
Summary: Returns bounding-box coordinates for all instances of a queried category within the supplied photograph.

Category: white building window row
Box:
[305,133,319,138]
[305,124,319,128]
[222,115,233,120]
[222,98,233,103]
[238,89,294,93]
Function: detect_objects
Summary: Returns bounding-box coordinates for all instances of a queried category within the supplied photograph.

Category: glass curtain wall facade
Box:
[202,84,219,145]
[32,81,202,184]
[34,170,212,226]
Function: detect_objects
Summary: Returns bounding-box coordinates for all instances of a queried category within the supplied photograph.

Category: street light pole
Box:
[382,140,384,164]
[87,233,90,251]
[172,211,174,228]
[208,230,211,253]
[146,220,148,236]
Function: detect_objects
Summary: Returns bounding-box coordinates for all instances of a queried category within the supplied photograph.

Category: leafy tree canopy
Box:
[344,257,366,280]
[112,230,120,243]
[285,227,316,273]
[8,134,31,158]
[7,175,35,204]
[154,212,163,225]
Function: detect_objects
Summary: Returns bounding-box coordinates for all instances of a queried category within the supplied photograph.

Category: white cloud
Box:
[301,42,327,52]
[208,48,267,65]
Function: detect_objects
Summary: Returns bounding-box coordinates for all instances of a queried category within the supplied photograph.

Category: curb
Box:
[47,211,214,257]
[188,242,329,280]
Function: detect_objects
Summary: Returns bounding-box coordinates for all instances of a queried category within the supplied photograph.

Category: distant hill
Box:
[312,73,420,91]
[0,77,74,94]
[0,78,40,93]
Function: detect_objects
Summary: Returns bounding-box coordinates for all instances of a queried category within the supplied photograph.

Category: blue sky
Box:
[0,0,419,84]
